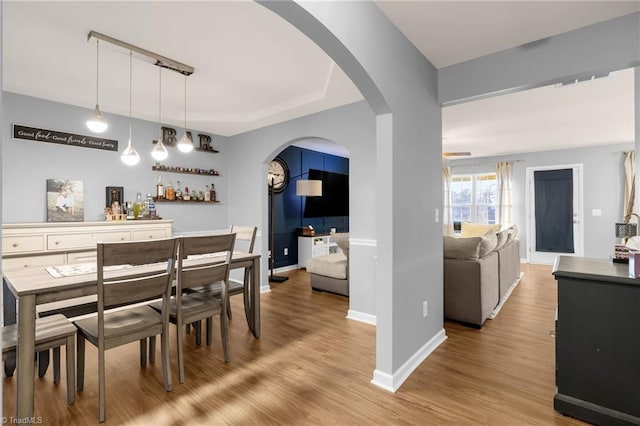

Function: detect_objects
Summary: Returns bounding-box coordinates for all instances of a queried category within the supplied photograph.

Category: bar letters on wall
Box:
[12,124,118,152]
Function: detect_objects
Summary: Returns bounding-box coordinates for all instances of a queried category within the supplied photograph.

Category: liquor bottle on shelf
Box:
[198,190,204,201]
[156,176,164,200]
[146,194,156,219]
[183,187,191,201]
[125,201,134,219]
[133,192,143,219]
[204,185,211,201]
[210,183,217,202]
[175,180,183,200]
[165,180,175,201]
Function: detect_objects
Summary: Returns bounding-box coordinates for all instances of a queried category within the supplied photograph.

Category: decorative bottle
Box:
[133,192,142,219]
[210,183,217,202]
[165,180,175,201]
[175,180,183,201]
[146,193,156,219]
[183,187,190,201]
[156,176,164,200]
[204,185,211,201]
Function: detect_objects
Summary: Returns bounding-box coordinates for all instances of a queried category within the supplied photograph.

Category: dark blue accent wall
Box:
[271,146,349,268]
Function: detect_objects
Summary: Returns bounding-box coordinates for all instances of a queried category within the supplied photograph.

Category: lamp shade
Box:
[296,179,322,197]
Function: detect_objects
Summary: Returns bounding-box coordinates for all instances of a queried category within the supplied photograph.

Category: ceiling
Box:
[3,1,639,158]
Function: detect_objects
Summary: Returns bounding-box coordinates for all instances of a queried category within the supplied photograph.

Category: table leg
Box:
[242,268,253,331]
[16,294,36,419]
[251,258,260,338]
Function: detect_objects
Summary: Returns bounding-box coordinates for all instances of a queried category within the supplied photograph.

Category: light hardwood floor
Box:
[3,264,587,425]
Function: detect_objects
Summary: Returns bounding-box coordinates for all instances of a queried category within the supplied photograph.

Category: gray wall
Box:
[225,100,377,317]
[448,142,634,261]
[2,92,229,235]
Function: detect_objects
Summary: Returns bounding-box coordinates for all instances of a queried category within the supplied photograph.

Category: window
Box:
[450,173,497,225]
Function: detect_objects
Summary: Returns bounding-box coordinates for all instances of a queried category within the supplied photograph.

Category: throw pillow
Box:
[494,228,510,251]
[443,235,482,259]
[478,230,498,257]
[461,222,502,237]
[506,225,519,244]
[332,233,349,258]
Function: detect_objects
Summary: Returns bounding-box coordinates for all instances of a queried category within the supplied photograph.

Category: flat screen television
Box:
[303,169,349,218]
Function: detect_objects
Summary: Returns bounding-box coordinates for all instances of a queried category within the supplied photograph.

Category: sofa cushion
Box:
[461,222,501,237]
[445,231,497,260]
[478,231,498,257]
[444,235,482,259]
[332,233,349,258]
[307,252,348,279]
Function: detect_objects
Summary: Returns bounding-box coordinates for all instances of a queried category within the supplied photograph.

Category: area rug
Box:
[488,272,524,320]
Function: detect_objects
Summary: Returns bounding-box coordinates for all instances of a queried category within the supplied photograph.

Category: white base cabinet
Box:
[298,235,339,268]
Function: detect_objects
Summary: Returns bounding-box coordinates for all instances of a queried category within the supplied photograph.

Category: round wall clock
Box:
[268,157,289,193]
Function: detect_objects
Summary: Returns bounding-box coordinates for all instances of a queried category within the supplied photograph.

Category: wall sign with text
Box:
[12,124,118,152]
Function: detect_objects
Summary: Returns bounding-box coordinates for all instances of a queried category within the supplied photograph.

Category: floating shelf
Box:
[154,199,220,204]
[152,165,220,176]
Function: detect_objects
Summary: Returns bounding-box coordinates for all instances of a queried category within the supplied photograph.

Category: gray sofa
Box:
[443,226,520,328]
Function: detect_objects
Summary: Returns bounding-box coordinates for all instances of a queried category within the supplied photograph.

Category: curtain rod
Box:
[447,159,524,168]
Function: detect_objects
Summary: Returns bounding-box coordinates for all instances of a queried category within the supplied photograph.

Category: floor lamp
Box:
[269,175,322,283]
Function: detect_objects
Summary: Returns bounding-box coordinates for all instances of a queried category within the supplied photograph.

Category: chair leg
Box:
[194,321,202,346]
[99,342,106,423]
[206,317,213,346]
[139,339,147,368]
[4,357,16,377]
[66,335,76,404]
[37,350,50,377]
[220,313,230,363]
[149,336,156,363]
[177,321,185,384]
[185,323,191,334]
[76,334,85,391]
[52,347,61,384]
[161,330,172,392]
[226,299,233,321]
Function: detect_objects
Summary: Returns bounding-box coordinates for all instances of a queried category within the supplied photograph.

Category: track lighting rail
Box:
[87,30,194,76]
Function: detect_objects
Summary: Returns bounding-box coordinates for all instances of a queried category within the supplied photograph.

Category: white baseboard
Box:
[371,328,447,393]
[274,265,300,273]
[346,310,376,325]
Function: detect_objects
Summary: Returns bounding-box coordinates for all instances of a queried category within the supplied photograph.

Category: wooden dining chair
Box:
[202,226,256,321]
[2,314,76,405]
[151,234,235,384]
[73,237,177,423]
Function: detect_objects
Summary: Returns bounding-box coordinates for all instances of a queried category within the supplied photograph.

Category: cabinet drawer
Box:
[3,254,66,271]
[313,247,330,257]
[67,250,97,264]
[47,231,130,250]
[132,228,168,241]
[2,235,45,254]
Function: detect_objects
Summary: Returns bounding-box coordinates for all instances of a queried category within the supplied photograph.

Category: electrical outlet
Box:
[422,300,428,318]
[284,247,288,256]
[435,208,439,224]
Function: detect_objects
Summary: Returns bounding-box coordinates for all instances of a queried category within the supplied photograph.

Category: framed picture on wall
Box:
[106,186,124,208]
[46,179,84,222]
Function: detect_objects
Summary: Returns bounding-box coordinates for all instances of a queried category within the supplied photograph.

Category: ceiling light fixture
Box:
[86,39,108,133]
[151,68,169,161]
[121,51,140,166]
[176,75,194,153]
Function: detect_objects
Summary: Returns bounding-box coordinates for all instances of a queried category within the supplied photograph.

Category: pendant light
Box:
[121,51,140,166]
[176,74,194,153]
[86,39,108,133]
[151,67,169,161]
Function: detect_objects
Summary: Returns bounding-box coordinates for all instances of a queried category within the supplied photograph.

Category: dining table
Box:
[2,251,261,420]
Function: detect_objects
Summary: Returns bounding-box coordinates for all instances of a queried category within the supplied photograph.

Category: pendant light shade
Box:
[151,67,169,161]
[121,51,140,166]
[176,74,194,153]
[87,39,108,133]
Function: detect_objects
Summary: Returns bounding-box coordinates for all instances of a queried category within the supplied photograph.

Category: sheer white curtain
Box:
[624,151,635,221]
[443,166,454,236]
[496,161,513,226]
